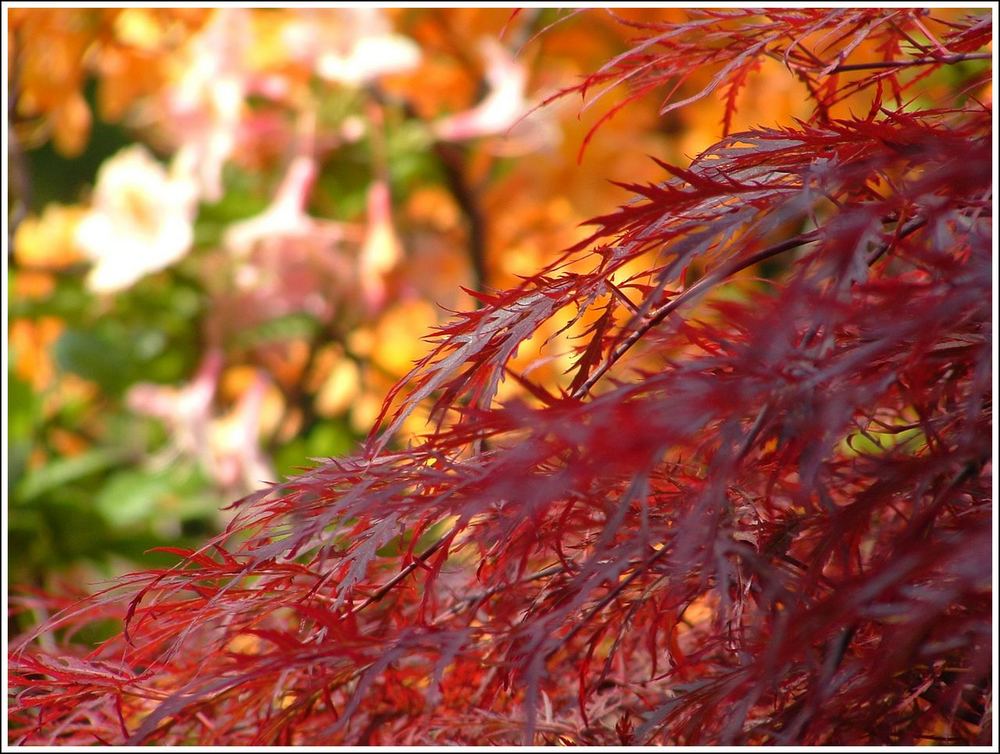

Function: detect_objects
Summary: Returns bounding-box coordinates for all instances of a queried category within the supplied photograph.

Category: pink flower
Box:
[217,144,361,327]
[126,348,223,463]
[358,180,404,313]
[433,38,559,154]
[165,8,251,202]
[223,155,321,256]
[126,350,276,495]
[208,371,275,493]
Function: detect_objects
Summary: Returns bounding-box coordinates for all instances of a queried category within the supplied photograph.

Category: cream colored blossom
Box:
[75,145,197,293]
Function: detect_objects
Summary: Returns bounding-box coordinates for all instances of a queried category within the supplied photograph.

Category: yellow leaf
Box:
[226,633,261,655]
[220,365,285,437]
[350,390,385,435]
[113,9,164,50]
[9,316,63,391]
[13,203,87,270]
[51,91,91,157]
[12,270,56,300]
[370,300,438,377]
[315,356,361,418]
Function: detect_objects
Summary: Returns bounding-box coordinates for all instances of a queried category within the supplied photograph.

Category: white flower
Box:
[76,145,197,293]
[317,32,421,86]
[283,8,420,87]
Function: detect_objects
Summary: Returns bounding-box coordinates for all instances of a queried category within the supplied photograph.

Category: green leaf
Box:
[306,419,358,458]
[7,373,41,493]
[8,273,90,320]
[234,312,321,348]
[95,469,173,528]
[23,79,134,210]
[53,328,131,392]
[840,427,925,458]
[16,449,126,503]
[273,420,358,479]
[274,438,313,479]
[314,143,371,220]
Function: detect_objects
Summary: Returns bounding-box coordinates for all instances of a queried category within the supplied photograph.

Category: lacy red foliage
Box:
[9,8,993,746]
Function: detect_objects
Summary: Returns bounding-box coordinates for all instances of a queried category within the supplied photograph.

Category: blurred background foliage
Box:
[6,7,984,604]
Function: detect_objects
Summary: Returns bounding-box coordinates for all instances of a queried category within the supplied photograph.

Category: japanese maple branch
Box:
[574,215,928,399]
[433,563,567,624]
[348,525,456,616]
[821,52,990,73]
[546,545,669,659]
[572,231,820,399]
[368,84,488,299]
[349,537,564,622]
[436,141,488,295]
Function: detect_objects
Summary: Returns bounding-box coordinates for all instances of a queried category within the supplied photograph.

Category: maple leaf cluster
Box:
[8,8,993,746]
